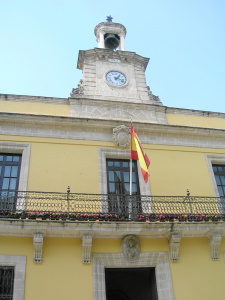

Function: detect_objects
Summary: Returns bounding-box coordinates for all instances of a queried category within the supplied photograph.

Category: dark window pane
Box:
[115,171,121,181]
[107,161,113,167]
[122,162,129,168]
[218,186,224,197]
[124,183,130,193]
[0,155,3,161]
[218,166,223,172]
[215,175,221,185]
[6,156,12,162]
[221,175,225,185]
[108,171,115,181]
[2,178,10,190]
[213,166,218,172]
[114,161,120,167]
[9,178,17,190]
[132,172,136,183]
[13,156,20,162]
[109,183,115,193]
[11,166,18,178]
[124,172,129,183]
[4,166,11,177]
[0,166,2,174]
[132,184,137,193]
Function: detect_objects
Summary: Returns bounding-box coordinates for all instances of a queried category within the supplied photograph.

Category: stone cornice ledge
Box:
[0,220,225,239]
[1,112,225,148]
[0,94,68,105]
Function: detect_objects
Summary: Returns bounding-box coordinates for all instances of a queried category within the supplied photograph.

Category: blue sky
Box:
[0,0,225,113]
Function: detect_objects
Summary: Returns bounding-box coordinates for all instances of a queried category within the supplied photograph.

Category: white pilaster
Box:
[99,32,104,48]
[119,35,125,51]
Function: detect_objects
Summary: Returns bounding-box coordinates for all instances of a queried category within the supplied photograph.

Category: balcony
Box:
[0,190,225,222]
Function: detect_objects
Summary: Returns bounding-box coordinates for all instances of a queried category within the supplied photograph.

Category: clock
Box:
[106,71,127,86]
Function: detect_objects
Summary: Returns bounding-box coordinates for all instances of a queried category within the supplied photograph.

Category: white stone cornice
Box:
[208,232,222,260]
[166,106,225,119]
[1,219,225,239]
[169,234,181,262]
[82,234,92,264]
[33,233,43,263]
[0,93,68,105]
[1,112,225,149]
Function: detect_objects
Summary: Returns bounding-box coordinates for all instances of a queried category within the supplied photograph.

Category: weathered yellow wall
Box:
[1,135,225,196]
[167,113,225,129]
[0,236,225,299]
[0,100,70,116]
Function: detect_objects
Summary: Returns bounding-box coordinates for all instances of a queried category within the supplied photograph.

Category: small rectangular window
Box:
[0,154,22,210]
[0,267,15,300]
[212,164,225,197]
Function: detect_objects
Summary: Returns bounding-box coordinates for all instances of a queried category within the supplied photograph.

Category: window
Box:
[106,159,140,214]
[0,154,22,210]
[212,165,225,197]
[0,267,15,300]
[0,255,26,300]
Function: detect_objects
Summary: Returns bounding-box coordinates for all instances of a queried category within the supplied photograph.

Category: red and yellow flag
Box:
[130,123,150,183]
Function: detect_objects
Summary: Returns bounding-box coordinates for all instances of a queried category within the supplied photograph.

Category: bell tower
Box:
[70,17,166,124]
[94,16,126,50]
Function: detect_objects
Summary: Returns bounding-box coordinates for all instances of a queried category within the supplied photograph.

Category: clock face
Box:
[106,71,127,86]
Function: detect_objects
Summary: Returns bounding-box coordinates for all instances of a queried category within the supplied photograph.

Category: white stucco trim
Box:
[0,255,26,300]
[93,252,174,300]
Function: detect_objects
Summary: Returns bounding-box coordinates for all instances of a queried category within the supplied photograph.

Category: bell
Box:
[104,33,120,50]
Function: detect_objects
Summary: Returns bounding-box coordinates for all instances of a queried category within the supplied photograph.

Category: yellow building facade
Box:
[0,19,225,300]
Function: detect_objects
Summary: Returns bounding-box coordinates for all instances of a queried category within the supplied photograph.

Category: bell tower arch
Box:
[94,16,126,50]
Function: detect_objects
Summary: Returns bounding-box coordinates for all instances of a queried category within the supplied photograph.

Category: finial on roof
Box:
[106,15,113,22]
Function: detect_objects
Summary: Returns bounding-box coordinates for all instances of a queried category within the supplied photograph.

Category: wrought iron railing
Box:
[0,190,225,221]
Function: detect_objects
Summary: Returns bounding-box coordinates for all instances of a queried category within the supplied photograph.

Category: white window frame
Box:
[0,142,30,210]
[205,154,225,197]
[98,147,151,213]
[0,142,30,192]
[93,252,174,300]
[98,147,151,195]
[0,255,26,300]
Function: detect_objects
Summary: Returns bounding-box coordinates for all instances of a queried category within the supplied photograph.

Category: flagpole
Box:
[130,119,132,196]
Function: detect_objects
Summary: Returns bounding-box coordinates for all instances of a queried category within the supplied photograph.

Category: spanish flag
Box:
[130,123,150,183]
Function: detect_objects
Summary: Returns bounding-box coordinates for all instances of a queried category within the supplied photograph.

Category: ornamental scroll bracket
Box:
[82,234,92,264]
[169,234,181,262]
[33,233,43,263]
[209,232,222,260]
[113,125,130,149]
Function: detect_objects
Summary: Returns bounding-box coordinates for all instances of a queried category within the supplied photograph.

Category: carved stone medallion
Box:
[113,125,130,149]
[121,235,141,261]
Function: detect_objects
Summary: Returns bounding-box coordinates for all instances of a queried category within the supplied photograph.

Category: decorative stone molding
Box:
[209,233,222,260]
[33,233,43,263]
[77,49,149,71]
[169,234,181,262]
[82,234,92,264]
[113,125,130,149]
[70,79,84,96]
[121,235,141,261]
